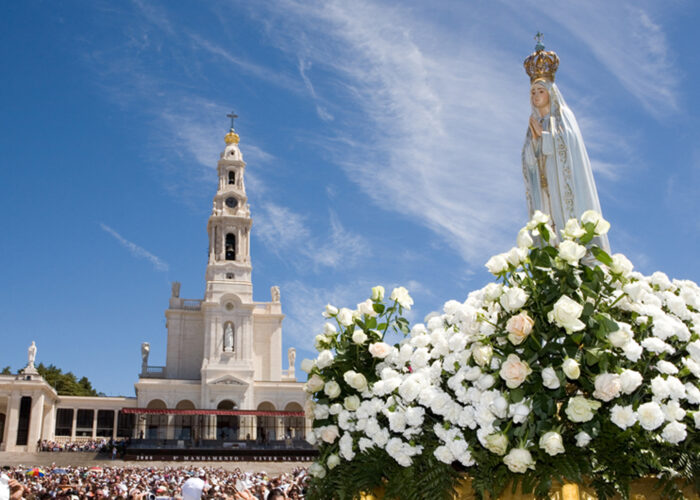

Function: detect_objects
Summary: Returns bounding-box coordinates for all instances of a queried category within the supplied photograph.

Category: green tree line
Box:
[1,363,100,396]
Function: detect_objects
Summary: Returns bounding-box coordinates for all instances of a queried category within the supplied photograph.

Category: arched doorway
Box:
[174,400,195,440]
[216,400,239,441]
[145,399,167,439]
[256,402,276,443]
[284,402,305,441]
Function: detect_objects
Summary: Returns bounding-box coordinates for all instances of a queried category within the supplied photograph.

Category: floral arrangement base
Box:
[360,477,699,500]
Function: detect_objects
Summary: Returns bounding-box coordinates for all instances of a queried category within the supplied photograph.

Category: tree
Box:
[1,366,11,375]
[35,363,99,396]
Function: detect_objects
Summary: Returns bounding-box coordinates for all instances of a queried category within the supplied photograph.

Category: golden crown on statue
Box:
[524,32,559,82]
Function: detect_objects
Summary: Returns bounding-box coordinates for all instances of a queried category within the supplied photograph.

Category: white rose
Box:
[344,395,360,411]
[506,246,527,266]
[593,373,622,402]
[314,334,330,350]
[548,295,585,333]
[541,367,561,389]
[483,283,504,301]
[517,228,534,249]
[324,381,341,399]
[501,287,529,313]
[390,286,414,309]
[320,425,340,443]
[371,286,385,301]
[562,358,581,380]
[539,431,565,456]
[357,299,377,317]
[352,329,368,344]
[662,400,686,422]
[499,354,532,389]
[484,433,508,456]
[642,337,675,355]
[562,218,586,239]
[506,311,535,345]
[694,412,700,430]
[656,360,679,375]
[485,254,509,275]
[575,431,591,447]
[309,462,326,478]
[343,371,368,392]
[316,350,335,369]
[581,210,610,236]
[324,322,337,335]
[327,454,340,469]
[650,271,673,291]
[558,240,587,266]
[433,445,455,465]
[610,404,637,430]
[508,401,531,424]
[301,359,315,373]
[329,403,343,415]
[528,210,550,226]
[565,396,601,423]
[661,421,687,444]
[314,404,330,420]
[337,308,354,326]
[619,369,643,394]
[305,374,325,393]
[622,340,643,362]
[503,448,535,473]
[369,342,392,359]
[637,402,665,430]
[610,254,634,275]
[472,343,493,367]
[608,322,633,348]
[323,304,339,317]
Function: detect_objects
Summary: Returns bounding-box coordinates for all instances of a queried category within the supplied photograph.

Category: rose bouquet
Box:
[303,212,700,500]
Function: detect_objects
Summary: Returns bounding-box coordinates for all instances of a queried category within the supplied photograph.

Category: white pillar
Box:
[27,392,45,448]
[112,410,118,440]
[91,410,97,439]
[42,404,54,442]
[70,409,77,440]
[3,393,20,451]
[166,415,175,439]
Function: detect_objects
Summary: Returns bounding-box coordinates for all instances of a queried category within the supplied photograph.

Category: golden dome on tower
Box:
[225,129,240,145]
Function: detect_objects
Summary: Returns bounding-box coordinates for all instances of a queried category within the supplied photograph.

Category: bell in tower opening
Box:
[225,233,236,260]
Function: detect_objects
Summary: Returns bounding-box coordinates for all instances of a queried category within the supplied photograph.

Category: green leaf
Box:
[591,247,613,266]
[373,303,385,314]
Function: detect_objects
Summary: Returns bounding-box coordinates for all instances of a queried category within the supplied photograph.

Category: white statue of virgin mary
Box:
[522,39,610,252]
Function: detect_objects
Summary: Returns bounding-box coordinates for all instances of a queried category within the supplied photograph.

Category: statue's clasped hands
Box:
[529,115,543,139]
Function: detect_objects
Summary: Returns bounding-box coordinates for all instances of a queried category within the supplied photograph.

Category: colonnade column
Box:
[112,410,118,440]
[27,393,45,448]
[3,393,20,451]
[91,410,98,439]
[70,410,77,440]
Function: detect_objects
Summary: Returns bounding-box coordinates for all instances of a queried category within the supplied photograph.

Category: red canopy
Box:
[121,408,305,417]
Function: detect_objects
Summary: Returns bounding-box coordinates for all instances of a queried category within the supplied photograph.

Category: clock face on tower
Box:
[225,197,238,209]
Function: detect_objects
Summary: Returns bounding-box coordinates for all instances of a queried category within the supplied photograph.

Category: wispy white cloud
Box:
[298,58,334,122]
[255,203,370,270]
[99,223,168,272]
[524,1,678,117]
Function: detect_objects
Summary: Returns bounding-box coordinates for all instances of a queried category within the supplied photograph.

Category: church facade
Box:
[0,127,306,452]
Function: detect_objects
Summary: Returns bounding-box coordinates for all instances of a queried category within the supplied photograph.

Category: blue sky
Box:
[1,1,699,397]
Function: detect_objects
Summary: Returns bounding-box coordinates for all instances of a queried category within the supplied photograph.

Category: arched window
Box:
[228,171,236,185]
[225,233,236,261]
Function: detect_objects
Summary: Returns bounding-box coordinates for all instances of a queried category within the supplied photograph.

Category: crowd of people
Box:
[38,440,114,453]
[0,465,308,499]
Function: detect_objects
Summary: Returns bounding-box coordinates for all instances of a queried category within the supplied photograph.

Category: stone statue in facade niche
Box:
[224,323,234,352]
[171,281,181,298]
[271,286,281,303]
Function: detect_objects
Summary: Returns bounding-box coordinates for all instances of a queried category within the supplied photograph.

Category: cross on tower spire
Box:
[534,32,545,51]
[226,111,238,131]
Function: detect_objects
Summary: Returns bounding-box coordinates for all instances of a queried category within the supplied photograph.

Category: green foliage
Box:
[1,366,11,375]
[36,363,99,396]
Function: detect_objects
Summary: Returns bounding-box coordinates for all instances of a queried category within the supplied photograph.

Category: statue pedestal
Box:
[21,364,38,375]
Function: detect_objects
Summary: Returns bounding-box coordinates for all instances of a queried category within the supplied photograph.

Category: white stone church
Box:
[0,126,307,452]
